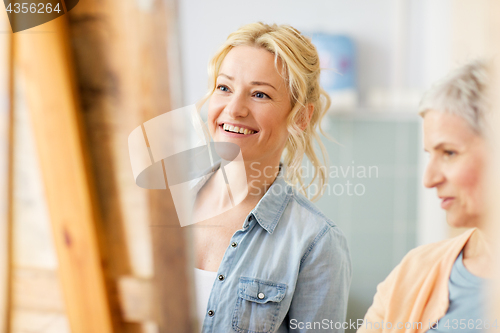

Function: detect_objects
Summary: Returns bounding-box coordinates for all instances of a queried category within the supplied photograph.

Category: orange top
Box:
[357,228,476,333]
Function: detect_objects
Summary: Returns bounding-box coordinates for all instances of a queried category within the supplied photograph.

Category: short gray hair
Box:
[418,59,490,135]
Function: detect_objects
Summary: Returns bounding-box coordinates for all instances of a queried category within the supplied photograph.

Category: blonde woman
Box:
[191,23,351,332]
[358,60,494,333]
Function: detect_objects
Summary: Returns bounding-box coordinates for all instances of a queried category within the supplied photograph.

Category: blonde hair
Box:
[418,59,491,136]
[199,22,332,201]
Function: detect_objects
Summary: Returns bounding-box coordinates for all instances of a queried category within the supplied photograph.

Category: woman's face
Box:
[208,45,292,166]
[423,110,488,228]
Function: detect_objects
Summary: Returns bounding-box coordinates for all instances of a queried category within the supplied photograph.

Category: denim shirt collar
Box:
[190,161,292,234]
[250,163,292,234]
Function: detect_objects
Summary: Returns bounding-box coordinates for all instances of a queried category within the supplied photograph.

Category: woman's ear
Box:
[297,104,314,131]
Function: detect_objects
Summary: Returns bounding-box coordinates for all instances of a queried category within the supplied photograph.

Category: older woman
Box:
[191,23,351,333]
[358,60,494,333]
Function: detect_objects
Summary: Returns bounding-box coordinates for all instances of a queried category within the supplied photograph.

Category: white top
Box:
[193,267,218,332]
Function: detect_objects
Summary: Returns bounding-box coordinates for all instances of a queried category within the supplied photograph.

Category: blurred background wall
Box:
[178,0,452,108]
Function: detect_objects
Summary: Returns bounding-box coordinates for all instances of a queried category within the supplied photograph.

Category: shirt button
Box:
[218,274,225,281]
[231,242,237,248]
[207,310,215,317]
[257,292,265,299]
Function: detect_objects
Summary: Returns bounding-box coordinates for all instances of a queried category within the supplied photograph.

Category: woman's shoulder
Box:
[371,229,476,313]
[275,188,351,271]
[265,165,335,230]
[400,228,475,264]
[380,228,476,287]
[280,187,348,249]
[285,187,336,227]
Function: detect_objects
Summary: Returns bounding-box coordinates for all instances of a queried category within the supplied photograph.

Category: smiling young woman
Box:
[189,23,352,333]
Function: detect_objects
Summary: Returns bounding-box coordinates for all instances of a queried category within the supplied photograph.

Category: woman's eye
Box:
[217,85,230,92]
[444,150,456,157]
[254,91,269,99]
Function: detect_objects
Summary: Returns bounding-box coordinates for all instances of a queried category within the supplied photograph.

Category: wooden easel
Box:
[1,0,194,332]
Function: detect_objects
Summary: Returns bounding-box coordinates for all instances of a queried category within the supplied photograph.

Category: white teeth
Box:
[221,124,256,135]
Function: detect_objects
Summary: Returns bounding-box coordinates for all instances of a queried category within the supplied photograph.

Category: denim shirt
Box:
[193,161,352,333]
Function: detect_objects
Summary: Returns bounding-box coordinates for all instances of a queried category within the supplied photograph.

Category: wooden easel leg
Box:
[0,4,14,333]
[0,6,14,333]
[15,15,116,333]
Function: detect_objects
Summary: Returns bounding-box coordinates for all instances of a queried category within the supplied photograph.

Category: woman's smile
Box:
[218,121,259,137]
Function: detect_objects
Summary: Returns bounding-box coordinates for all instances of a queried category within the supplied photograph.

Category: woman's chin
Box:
[445,213,479,229]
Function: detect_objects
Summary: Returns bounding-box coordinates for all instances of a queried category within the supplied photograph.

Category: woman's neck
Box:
[462,227,496,278]
[193,158,282,221]
[222,159,281,206]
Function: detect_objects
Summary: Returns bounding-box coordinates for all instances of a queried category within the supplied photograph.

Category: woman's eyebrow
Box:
[432,142,460,151]
[218,73,233,80]
[423,142,445,152]
[250,81,277,91]
[218,73,277,91]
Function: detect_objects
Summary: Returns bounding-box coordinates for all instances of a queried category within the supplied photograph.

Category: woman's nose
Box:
[225,93,249,118]
[423,158,445,188]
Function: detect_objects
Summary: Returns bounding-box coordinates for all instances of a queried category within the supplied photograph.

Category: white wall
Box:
[411,0,453,245]
[179,0,399,106]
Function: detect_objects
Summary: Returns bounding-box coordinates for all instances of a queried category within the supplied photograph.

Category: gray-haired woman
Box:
[357,60,495,333]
